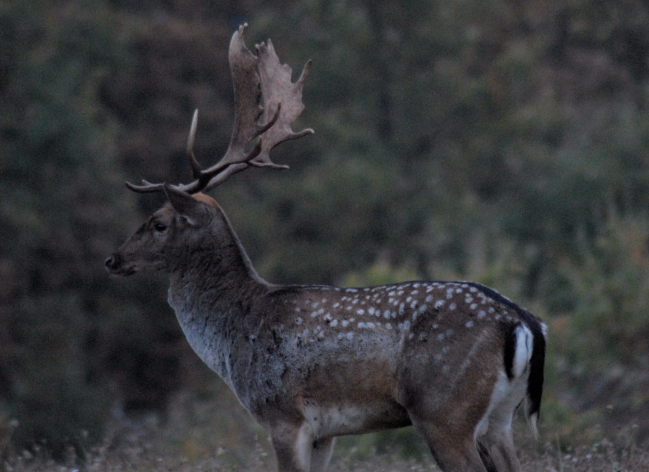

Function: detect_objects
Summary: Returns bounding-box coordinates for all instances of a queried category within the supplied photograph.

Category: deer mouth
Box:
[104,254,137,276]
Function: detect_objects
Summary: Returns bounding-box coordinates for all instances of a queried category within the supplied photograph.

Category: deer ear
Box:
[164,185,208,226]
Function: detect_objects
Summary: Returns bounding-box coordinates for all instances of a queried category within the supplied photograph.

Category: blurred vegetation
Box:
[1,0,649,459]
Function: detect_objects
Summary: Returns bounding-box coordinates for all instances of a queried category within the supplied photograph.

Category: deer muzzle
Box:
[104,253,135,276]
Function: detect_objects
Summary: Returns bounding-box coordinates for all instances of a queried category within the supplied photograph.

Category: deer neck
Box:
[166,207,268,386]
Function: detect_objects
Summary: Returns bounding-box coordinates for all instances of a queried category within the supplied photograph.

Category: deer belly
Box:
[298,397,411,437]
[290,356,409,436]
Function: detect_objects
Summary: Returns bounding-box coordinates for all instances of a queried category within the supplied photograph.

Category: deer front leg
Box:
[309,437,335,472]
[270,421,318,472]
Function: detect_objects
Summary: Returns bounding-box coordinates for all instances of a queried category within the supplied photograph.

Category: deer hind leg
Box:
[404,380,494,471]
[411,417,488,472]
[476,428,521,472]
[474,379,525,472]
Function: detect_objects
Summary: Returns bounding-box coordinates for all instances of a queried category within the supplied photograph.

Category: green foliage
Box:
[0,0,168,457]
[7,294,110,453]
[562,213,649,366]
[544,213,649,442]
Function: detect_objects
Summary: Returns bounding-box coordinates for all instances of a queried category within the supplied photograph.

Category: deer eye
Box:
[154,222,167,232]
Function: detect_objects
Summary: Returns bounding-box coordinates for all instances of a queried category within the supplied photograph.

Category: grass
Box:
[2,386,648,471]
[4,430,649,472]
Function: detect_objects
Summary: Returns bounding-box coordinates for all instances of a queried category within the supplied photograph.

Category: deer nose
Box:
[104,254,120,272]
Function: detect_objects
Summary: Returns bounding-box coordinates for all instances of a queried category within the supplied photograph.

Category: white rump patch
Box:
[513,323,533,378]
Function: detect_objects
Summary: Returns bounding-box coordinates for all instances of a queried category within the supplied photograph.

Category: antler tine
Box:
[125,180,167,193]
[125,111,202,194]
[186,109,202,179]
[125,110,211,195]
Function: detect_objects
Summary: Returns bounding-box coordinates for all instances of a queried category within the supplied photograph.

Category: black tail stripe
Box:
[502,322,518,381]
[527,328,546,418]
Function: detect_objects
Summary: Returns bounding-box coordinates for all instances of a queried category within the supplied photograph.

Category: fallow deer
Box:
[106,24,547,472]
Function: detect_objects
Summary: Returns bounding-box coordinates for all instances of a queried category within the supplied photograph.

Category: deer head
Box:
[105,24,312,277]
[104,189,216,276]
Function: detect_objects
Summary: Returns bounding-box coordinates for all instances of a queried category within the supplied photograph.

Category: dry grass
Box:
[2,389,648,472]
[4,432,649,472]
[3,427,649,472]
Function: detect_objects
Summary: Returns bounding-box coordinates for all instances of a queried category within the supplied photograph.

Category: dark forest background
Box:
[2,0,649,459]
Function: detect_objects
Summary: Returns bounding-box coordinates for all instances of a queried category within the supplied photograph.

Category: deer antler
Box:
[127,23,313,195]
[254,40,313,168]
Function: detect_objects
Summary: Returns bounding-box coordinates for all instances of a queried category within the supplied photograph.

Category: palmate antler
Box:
[126,24,313,195]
